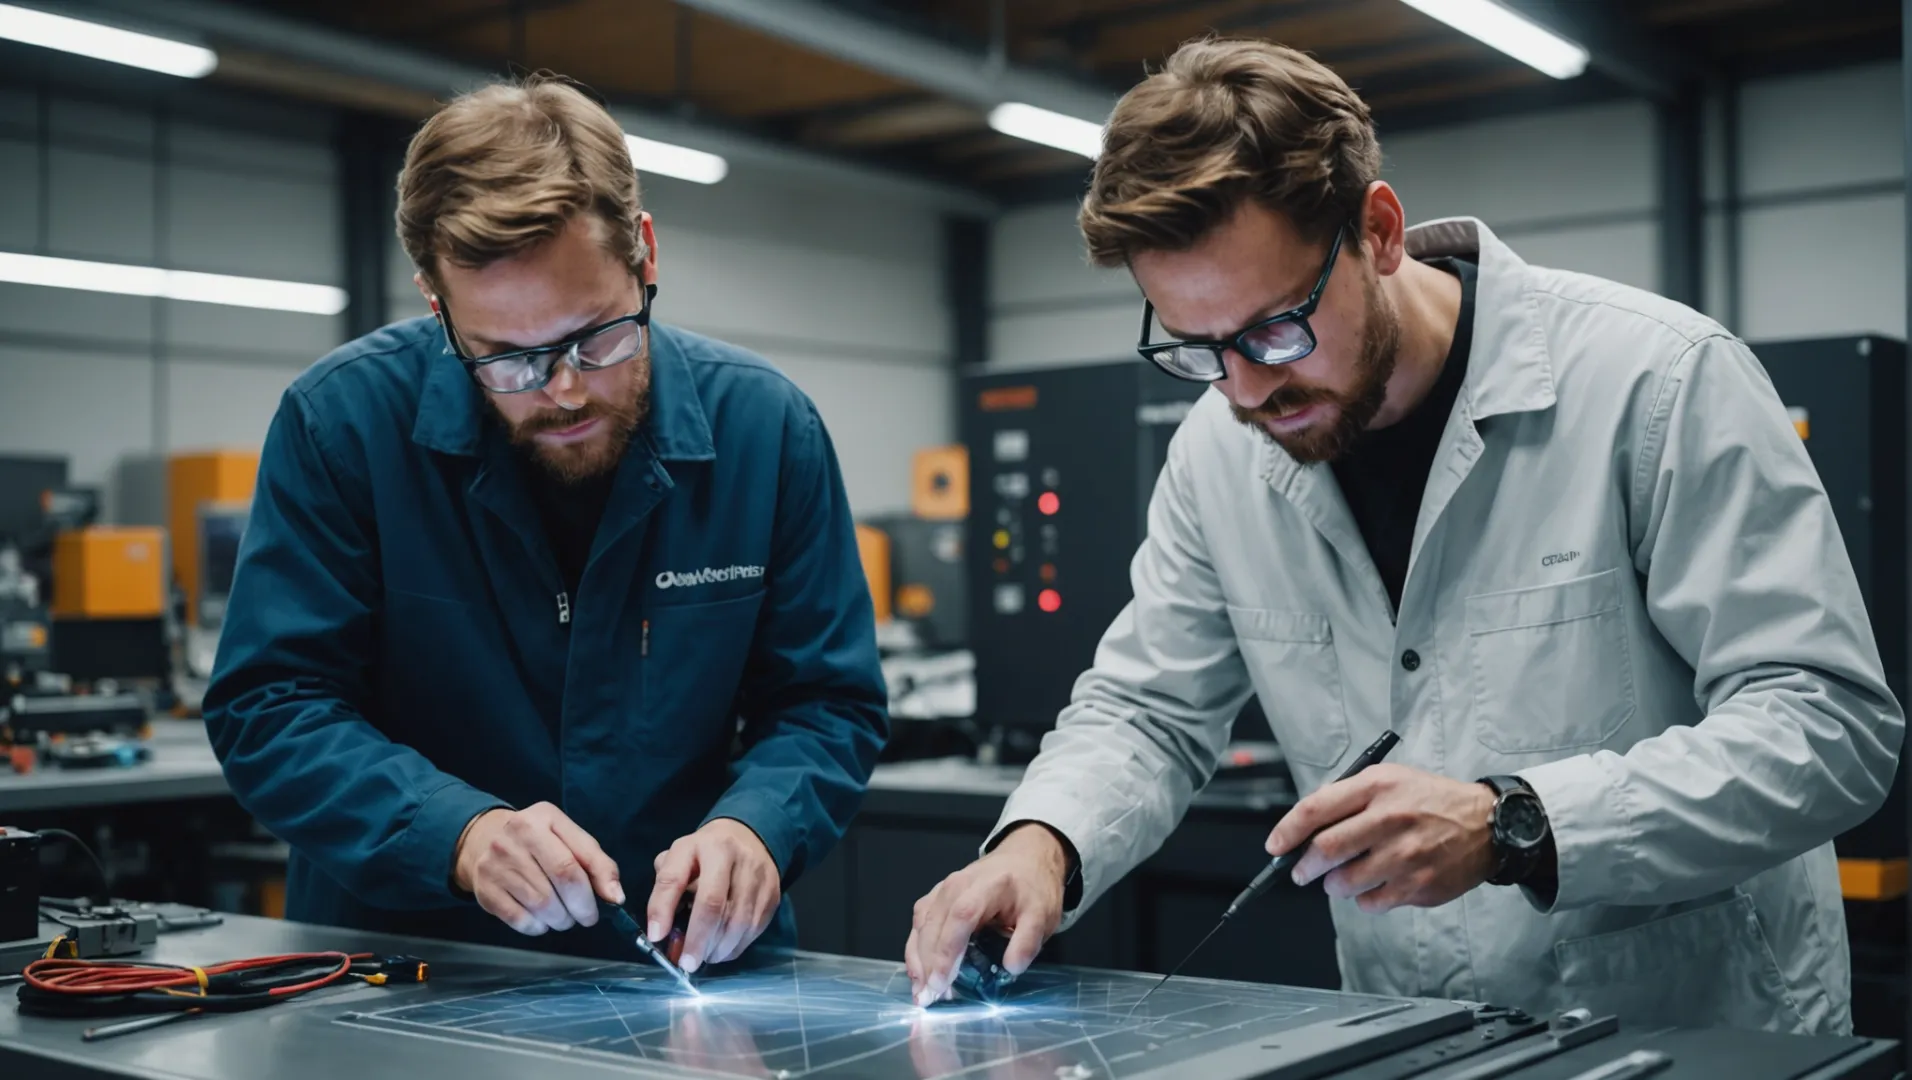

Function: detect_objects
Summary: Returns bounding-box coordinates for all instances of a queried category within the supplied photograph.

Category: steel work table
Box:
[0,914,1897,1080]
[0,721,228,814]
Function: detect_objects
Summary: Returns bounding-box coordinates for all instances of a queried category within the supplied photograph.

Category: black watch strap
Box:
[1480,775,1547,887]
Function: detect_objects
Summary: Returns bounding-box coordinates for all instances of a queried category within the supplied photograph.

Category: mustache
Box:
[1236,383,1337,421]
[515,398,635,436]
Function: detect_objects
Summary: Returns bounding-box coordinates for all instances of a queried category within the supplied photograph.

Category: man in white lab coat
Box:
[904,38,1904,1034]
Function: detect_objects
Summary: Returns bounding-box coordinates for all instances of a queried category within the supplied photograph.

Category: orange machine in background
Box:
[855,523,892,624]
[168,451,257,627]
[50,528,165,619]
[911,446,968,521]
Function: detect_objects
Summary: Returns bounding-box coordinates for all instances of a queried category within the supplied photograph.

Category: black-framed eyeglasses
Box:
[1136,225,1349,383]
[435,282,658,394]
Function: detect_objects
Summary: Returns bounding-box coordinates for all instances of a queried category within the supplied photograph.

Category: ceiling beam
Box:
[56,0,997,215]
[673,0,1121,122]
[1491,0,1706,100]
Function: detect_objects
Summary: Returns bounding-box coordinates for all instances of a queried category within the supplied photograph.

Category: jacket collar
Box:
[1405,216,1556,421]
[411,322,716,462]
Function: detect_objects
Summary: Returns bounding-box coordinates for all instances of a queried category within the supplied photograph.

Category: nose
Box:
[541,347,589,411]
[1218,348,1286,410]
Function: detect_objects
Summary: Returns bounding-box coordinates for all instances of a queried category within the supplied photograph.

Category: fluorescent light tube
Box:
[987,102,1104,158]
[0,252,347,314]
[625,133,728,185]
[1396,0,1588,79]
[0,3,216,78]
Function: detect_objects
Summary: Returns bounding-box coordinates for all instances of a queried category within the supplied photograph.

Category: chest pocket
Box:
[641,590,766,759]
[1464,567,1636,754]
[1226,606,1350,769]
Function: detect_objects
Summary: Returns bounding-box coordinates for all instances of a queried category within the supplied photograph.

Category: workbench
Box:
[0,913,1896,1080]
[0,722,1321,986]
[0,721,227,814]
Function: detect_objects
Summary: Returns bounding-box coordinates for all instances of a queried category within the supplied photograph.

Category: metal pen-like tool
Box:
[1123,730,1401,1021]
[604,902,698,995]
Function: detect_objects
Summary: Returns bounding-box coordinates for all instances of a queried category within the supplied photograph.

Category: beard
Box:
[1231,267,1401,464]
[494,356,651,485]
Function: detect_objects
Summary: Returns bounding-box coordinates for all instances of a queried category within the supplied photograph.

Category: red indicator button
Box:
[1037,491,1060,516]
[1038,589,1062,613]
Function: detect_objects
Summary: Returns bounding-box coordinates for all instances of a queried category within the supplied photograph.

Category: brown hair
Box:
[397,73,646,292]
[1080,38,1380,267]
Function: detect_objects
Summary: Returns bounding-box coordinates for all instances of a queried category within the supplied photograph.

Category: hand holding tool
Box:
[603,901,698,995]
[1124,730,1401,1020]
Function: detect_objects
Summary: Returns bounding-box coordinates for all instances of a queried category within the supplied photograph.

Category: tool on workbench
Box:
[951,928,1016,1004]
[1438,1009,1621,1080]
[602,900,698,995]
[1124,729,1400,1020]
[1562,1048,1673,1080]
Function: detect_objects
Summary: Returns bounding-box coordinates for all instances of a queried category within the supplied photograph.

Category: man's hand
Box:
[647,819,780,973]
[904,823,1069,1007]
[454,803,623,935]
[1266,764,1496,913]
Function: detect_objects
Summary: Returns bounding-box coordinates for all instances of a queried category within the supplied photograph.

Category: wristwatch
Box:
[1479,775,1550,887]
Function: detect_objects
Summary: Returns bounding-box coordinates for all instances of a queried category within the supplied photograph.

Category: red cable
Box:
[23,952,369,998]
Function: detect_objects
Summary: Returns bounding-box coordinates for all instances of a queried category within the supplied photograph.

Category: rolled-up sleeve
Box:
[1522,334,1904,912]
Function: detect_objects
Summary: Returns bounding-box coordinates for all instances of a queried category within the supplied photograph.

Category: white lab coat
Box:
[991,217,1904,1034]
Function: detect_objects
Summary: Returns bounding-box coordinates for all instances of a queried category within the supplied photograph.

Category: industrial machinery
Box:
[1750,334,1909,1041]
[961,361,1272,760]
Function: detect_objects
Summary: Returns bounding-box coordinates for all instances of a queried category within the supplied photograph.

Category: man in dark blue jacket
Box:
[205,75,888,971]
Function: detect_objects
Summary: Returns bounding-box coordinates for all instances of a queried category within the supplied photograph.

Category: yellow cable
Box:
[190,967,208,995]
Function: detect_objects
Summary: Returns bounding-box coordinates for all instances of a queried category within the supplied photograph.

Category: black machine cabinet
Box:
[1749,335,1907,864]
[962,361,1273,755]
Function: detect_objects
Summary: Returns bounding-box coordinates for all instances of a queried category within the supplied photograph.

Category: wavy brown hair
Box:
[397,73,647,293]
[1080,38,1380,267]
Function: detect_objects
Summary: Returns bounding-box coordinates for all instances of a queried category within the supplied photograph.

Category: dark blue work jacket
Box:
[204,317,889,960]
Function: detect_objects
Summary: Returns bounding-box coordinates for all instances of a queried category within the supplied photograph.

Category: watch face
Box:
[1500,794,1548,847]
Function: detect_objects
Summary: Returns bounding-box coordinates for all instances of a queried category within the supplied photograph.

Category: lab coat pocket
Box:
[1225,606,1350,768]
[641,590,766,758]
[1464,567,1636,754]
[1554,891,1803,1032]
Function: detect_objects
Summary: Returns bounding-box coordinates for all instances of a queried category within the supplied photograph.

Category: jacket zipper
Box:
[556,592,571,625]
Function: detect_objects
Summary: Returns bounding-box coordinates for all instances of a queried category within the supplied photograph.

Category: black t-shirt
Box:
[1329,256,1476,615]
[526,467,616,595]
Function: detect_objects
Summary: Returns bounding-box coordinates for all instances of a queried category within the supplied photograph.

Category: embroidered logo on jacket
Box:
[655,565,766,589]
[1541,551,1581,567]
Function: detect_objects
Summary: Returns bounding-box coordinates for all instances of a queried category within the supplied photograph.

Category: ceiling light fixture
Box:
[0,3,217,78]
[987,102,1104,159]
[0,252,347,314]
[625,133,729,185]
[1395,0,1588,80]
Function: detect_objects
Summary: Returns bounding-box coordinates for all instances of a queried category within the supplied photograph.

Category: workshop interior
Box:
[0,0,1909,1078]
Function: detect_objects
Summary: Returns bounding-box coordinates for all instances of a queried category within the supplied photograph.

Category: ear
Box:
[637,212,660,285]
[1359,182,1408,277]
[413,271,439,314]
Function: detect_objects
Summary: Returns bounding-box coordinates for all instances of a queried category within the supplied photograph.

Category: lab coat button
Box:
[1401,649,1421,672]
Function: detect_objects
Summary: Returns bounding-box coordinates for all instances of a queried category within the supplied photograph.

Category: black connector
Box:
[371,955,429,983]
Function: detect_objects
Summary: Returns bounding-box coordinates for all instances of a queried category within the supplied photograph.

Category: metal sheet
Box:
[0,914,1462,1080]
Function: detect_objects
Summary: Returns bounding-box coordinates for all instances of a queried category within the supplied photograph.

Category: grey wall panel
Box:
[47,96,152,151]
[168,165,339,282]
[991,300,1136,371]
[660,226,946,363]
[0,346,153,515]
[1739,62,1901,200]
[47,146,155,263]
[0,282,153,346]
[169,121,336,181]
[0,138,41,250]
[160,300,341,363]
[991,201,1134,308]
[0,86,36,136]
[1501,220,1660,294]
[1382,100,1657,226]
[766,348,956,515]
[164,359,298,453]
[1740,193,1904,340]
